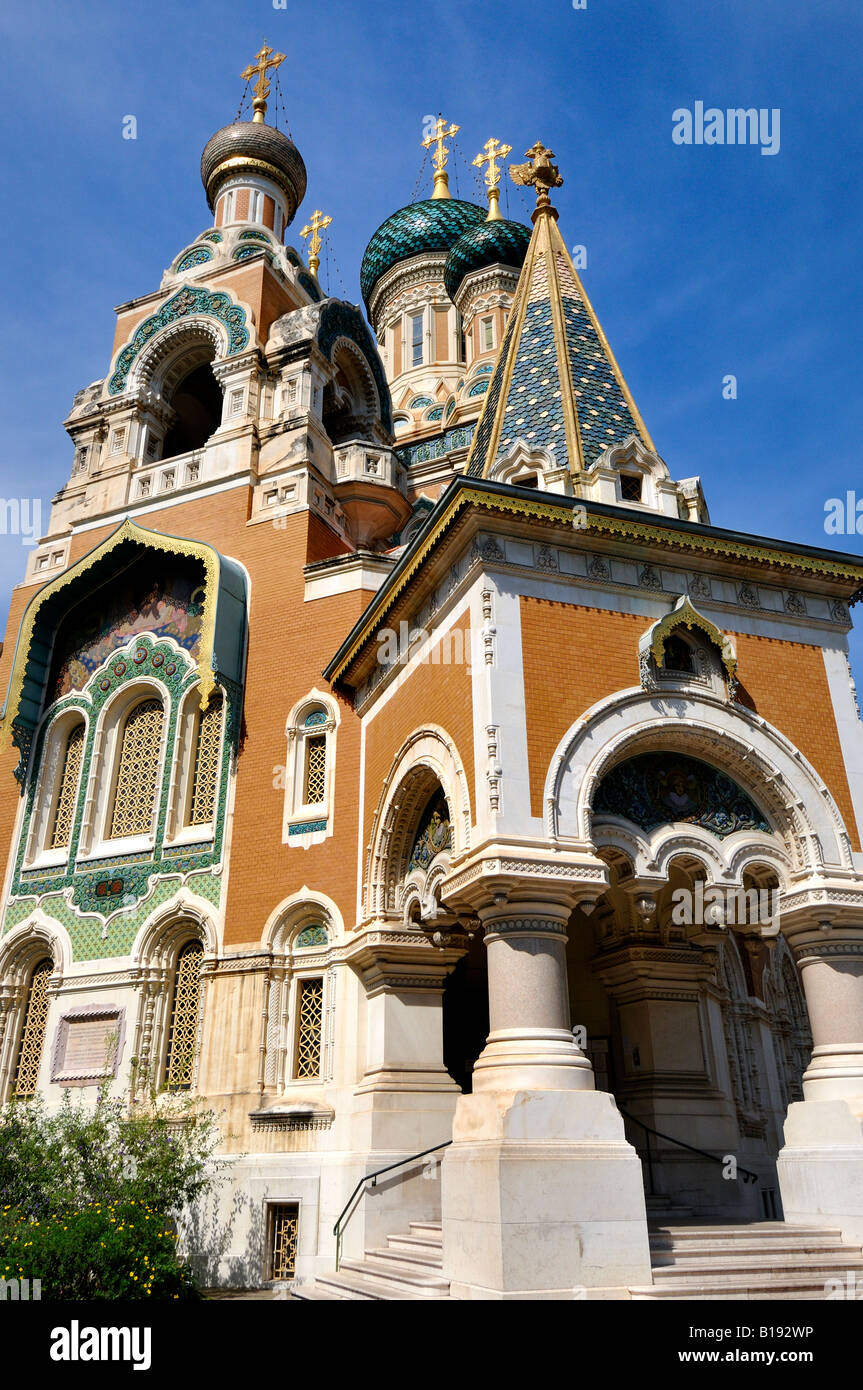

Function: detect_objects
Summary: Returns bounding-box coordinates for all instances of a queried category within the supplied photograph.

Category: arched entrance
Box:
[546,688,848,1222]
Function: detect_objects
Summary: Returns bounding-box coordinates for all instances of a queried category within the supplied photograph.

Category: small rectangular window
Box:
[411,313,424,367]
[110,430,125,456]
[620,473,643,502]
[267,1203,299,1281]
[36,554,49,571]
[481,317,495,352]
[229,388,244,417]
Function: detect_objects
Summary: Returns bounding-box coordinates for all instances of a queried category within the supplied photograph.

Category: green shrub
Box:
[0,1200,198,1300]
[0,1088,223,1298]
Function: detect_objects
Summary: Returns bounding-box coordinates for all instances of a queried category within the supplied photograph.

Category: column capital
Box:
[441,844,608,919]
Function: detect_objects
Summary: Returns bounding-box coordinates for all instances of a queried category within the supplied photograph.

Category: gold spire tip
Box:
[422,115,460,199]
[240,43,286,124]
[473,137,512,221]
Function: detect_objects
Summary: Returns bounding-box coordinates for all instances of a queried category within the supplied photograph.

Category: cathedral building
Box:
[3,49,863,1299]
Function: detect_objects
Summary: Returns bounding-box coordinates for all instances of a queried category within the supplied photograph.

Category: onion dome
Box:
[200,122,307,227]
[443,218,531,302]
[360,198,486,314]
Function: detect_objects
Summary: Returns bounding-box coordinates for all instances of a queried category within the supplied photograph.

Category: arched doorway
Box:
[576,748,812,1219]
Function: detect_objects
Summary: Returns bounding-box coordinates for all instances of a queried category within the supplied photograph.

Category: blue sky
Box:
[1,0,862,675]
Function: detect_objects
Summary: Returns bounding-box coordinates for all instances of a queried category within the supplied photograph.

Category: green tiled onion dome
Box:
[444,218,531,301]
[360,198,486,312]
[201,122,307,226]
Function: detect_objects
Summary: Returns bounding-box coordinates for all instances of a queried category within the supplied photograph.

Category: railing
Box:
[333,1140,452,1271]
[617,1105,759,1195]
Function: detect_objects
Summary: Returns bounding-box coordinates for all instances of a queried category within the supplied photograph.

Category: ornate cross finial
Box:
[473,138,513,222]
[510,141,564,216]
[241,43,286,124]
[422,115,460,200]
[300,209,333,279]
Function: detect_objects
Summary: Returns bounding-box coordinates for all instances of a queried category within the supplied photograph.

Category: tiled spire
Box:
[465,144,655,478]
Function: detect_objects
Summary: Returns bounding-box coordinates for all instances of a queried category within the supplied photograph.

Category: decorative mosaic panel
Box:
[108,286,250,395]
[176,247,213,272]
[50,553,205,698]
[396,422,474,469]
[593,753,772,840]
[295,925,328,949]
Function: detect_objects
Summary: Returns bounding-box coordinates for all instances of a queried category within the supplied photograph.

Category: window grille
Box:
[189,693,223,826]
[164,941,204,1089]
[304,735,326,805]
[12,959,52,1099]
[50,723,85,850]
[268,1204,299,1280]
[620,473,643,502]
[109,698,164,839]
[295,977,323,1078]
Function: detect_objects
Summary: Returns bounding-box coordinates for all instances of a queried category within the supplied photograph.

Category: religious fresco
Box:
[593,752,771,840]
[49,555,206,699]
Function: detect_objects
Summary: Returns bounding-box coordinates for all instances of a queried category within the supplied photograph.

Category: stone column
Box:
[777,907,863,1241]
[337,927,465,1260]
[472,900,593,1093]
[440,860,651,1299]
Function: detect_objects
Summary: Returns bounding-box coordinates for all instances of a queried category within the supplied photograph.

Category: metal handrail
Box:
[617,1104,759,1192]
[333,1140,452,1270]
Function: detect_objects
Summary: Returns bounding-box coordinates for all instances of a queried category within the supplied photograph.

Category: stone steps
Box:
[630,1222,863,1300]
[294,1221,450,1301]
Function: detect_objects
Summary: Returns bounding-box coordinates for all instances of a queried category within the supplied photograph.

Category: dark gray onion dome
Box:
[443,218,531,302]
[200,122,307,226]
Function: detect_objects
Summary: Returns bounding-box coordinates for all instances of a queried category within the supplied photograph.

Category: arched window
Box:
[164,940,204,1090]
[108,697,164,840]
[188,691,223,827]
[282,697,338,846]
[50,721,85,850]
[12,958,52,1099]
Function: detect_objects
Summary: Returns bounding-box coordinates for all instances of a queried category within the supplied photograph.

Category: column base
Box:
[778,1098,863,1243]
[441,1088,651,1297]
[472,1027,595,1092]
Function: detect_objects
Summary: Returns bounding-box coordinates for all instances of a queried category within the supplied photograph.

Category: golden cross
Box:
[473,137,513,221]
[422,115,460,199]
[300,209,333,278]
[240,43,286,123]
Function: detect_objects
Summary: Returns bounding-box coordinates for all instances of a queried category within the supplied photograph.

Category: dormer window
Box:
[620,473,642,502]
